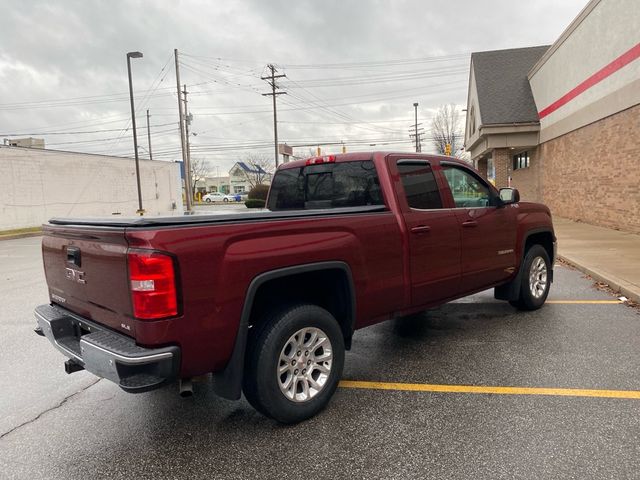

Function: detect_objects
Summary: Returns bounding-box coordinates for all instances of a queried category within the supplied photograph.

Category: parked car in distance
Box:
[203,192,236,203]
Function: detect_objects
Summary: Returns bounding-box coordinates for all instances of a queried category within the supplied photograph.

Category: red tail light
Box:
[128,250,178,320]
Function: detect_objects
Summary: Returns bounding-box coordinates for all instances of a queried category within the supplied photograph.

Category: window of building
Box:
[513,151,530,170]
[397,162,442,210]
[267,160,383,211]
[234,186,245,193]
[442,165,491,208]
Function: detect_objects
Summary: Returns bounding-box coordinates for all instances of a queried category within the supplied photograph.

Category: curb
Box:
[558,254,640,304]
[0,232,42,241]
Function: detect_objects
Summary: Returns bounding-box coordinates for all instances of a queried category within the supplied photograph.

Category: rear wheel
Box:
[205,198,211,203]
[510,245,551,310]
[243,304,345,423]
[223,198,229,202]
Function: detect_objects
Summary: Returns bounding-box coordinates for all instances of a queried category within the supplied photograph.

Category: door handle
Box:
[462,220,478,228]
[411,225,431,234]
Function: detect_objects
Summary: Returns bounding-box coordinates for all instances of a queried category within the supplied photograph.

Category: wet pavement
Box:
[1,236,639,479]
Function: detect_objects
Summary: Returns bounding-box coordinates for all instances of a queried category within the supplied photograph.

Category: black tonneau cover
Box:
[48,205,387,228]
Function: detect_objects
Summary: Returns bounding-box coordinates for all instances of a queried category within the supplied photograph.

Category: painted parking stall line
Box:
[546,300,623,304]
[339,380,640,400]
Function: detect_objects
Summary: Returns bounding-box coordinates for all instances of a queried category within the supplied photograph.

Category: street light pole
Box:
[413,102,419,153]
[127,51,144,215]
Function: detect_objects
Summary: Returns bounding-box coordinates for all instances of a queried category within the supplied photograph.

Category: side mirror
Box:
[499,187,520,205]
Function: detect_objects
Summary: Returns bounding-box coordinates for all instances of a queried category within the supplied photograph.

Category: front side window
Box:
[398,162,442,210]
[442,165,491,208]
[267,160,383,211]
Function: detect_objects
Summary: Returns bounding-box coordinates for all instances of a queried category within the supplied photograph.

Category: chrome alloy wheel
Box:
[277,327,333,403]
[529,256,548,299]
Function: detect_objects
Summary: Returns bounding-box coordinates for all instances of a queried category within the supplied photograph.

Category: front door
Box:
[439,163,517,294]
[391,158,461,307]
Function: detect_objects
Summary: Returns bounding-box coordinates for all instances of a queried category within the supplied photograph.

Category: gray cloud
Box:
[0,0,588,171]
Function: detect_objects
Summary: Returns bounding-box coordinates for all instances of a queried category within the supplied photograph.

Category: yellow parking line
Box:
[339,380,640,399]
[546,300,622,304]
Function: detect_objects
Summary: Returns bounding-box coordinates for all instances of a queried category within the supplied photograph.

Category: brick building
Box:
[464,0,640,233]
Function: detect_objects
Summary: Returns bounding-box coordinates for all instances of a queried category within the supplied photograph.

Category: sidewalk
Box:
[553,217,640,303]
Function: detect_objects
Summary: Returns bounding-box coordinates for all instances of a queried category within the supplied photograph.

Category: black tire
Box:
[510,245,551,311]
[223,198,229,202]
[243,304,345,424]
[205,198,211,203]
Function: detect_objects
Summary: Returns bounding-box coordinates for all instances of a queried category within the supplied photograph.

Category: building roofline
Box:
[0,143,177,164]
[471,44,551,58]
[528,0,602,79]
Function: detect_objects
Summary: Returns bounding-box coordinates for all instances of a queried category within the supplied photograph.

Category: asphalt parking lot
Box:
[1,236,639,479]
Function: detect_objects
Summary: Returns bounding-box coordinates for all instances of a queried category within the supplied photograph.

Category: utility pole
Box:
[409,102,424,153]
[174,48,192,213]
[183,84,194,202]
[261,64,286,168]
[146,109,153,161]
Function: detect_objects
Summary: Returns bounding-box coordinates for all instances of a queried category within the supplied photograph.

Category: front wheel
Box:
[510,245,551,310]
[223,198,229,202]
[243,304,345,423]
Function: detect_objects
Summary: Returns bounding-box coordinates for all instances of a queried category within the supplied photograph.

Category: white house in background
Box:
[195,161,272,195]
[229,162,272,193]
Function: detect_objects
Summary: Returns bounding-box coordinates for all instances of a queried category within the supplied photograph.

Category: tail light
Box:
[128,250,178,319]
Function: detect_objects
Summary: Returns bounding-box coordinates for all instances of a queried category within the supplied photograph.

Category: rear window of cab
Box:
[267,160,384,211]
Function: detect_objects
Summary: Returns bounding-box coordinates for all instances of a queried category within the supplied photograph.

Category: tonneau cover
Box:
[48,205,387,228]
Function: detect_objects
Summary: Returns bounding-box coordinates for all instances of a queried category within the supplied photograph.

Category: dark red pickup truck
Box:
[35,152,555,423]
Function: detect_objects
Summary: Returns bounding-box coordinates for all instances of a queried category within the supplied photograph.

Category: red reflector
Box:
[326,155,336,162]
[128,250,178,320]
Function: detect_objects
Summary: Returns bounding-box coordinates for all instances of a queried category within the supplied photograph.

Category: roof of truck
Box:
[279,151,469,170]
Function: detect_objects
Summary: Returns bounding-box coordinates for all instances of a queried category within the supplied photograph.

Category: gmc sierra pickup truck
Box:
[35,152,555,423]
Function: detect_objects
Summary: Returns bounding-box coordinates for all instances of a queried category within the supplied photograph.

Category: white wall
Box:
[529,0,640,142]
[0,146,183,230]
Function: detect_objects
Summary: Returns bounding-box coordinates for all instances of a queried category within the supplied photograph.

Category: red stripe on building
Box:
[538,42,640,119]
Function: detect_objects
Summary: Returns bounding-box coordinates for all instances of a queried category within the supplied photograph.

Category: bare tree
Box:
[237,153,275,188]
[190,157,212,194]
[430,104,463,156]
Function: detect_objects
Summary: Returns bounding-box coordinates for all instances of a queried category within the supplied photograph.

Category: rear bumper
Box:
[34,304,180,393]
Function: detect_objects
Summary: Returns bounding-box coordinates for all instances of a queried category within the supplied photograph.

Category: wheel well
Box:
[248,268,354,349]
[524,231,554,263]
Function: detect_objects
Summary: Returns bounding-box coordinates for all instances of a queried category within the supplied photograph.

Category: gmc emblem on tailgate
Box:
[65,268,86,284]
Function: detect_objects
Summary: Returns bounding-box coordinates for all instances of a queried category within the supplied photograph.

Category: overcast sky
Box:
[0,0,588,172]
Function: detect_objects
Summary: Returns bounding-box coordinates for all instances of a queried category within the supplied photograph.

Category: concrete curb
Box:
[0,232,42,241]
[558,254,640,304]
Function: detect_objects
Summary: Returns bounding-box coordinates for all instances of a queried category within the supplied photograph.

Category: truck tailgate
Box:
[42,224,135,336]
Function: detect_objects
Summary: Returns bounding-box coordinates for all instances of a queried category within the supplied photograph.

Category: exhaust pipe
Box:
[179,378,193,398]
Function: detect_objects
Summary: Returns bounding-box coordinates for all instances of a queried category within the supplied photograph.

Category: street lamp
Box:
[413,102,420,153]
[126,51,144,215]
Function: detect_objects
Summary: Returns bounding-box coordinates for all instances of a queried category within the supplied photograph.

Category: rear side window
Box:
[398,162,442,209]
[267,161,383,210]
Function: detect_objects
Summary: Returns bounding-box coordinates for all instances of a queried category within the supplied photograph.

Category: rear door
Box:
[389,157,461,307]
[42,225,135,336]
[439,163,518,293]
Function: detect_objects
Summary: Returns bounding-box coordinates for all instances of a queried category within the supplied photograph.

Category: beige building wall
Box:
[0,146,183,230]
[529,0,640,143]
[464,63,482,149]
